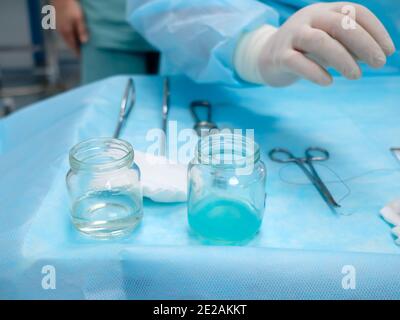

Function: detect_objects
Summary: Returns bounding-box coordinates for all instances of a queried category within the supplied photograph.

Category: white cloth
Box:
[135,151,187,203]
[88,151,187,203]
[380,199,400,245]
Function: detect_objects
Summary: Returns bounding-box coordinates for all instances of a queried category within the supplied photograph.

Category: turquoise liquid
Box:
[72,190,143,239]
[188,197,262,244]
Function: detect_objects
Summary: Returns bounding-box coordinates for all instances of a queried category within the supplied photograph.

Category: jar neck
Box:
[69,138,134,173]
[196,133,260,168]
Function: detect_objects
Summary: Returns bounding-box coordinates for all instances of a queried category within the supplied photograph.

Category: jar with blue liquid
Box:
[66,138,143,239]
[188,133,266,244]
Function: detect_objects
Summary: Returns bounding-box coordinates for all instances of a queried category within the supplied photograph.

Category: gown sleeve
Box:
[127,0,279,86]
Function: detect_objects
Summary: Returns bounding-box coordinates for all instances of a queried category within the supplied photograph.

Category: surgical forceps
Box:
[269,147,341,208]
[113,78,135,138]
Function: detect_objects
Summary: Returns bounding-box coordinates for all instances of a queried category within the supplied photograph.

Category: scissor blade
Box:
[307,161,341,208]
[313,177,341,208]
[296,160,341,209]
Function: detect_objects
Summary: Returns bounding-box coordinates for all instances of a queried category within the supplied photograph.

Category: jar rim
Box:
[196,132,260,167]
[69,137,134,172]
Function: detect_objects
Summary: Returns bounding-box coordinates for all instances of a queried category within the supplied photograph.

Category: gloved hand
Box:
[234,2,396,87]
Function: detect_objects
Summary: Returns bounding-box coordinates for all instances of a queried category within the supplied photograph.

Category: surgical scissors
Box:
[113,78,135,138]
[269,147,340,208]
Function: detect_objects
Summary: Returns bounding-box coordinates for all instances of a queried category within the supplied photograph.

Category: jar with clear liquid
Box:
[188,133,266,244]
[66,138,143,239]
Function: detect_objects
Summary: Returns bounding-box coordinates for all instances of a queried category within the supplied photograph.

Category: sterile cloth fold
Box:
[2,75,400,299]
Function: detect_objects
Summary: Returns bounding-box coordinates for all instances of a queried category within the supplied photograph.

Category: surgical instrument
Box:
[160,77,170,156]
[113,78,135,138]
[190,100,218,136]
[269,147,341,208]
[390,147,400,163]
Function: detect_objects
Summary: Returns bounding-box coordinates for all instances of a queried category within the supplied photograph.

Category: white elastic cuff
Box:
[234,25,277,84]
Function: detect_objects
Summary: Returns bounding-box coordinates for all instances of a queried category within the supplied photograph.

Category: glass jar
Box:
[66,138,143,239]
[188,133,266,244]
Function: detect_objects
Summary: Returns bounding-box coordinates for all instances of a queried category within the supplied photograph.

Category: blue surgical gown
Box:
[127,0,400,86]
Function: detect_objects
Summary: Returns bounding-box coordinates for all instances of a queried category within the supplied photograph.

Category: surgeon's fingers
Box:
[332,2,395,56]
[76,14,89,44]
[293,27,361,80]
[60,26,80,56]
[283,50,333,86]
[312,11,386,68]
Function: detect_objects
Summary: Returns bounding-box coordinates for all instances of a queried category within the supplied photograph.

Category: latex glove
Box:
[51,0,88,56]
[235,2,396,87]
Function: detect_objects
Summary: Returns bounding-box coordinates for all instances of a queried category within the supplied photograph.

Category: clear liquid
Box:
[188,196,262,244]
[72,190,143,239]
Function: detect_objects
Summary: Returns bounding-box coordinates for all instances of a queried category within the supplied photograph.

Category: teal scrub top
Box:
[80,0,154,51]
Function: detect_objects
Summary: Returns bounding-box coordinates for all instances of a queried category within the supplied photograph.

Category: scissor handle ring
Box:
[190,100,213,122]
[268,148,296,163]
[305,147,329,161]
